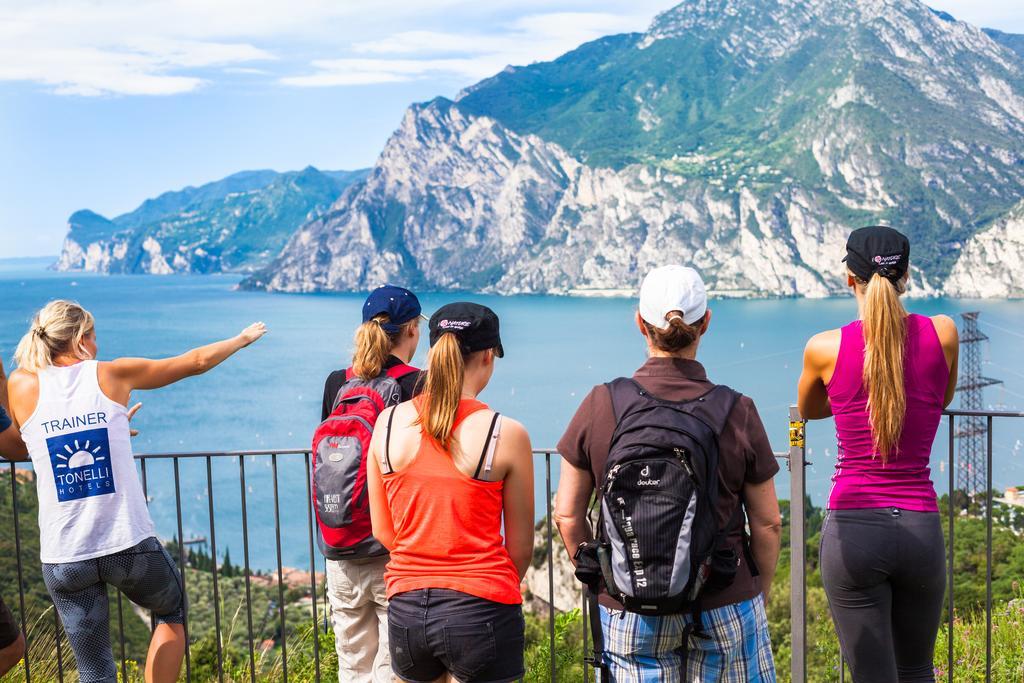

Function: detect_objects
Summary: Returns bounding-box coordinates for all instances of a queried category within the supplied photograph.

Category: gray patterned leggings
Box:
[42,537,185,683]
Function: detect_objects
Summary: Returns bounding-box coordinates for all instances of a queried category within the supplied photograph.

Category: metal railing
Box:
[787,408,1024,683]
[0,449,578,682]
[2,407,1021,682]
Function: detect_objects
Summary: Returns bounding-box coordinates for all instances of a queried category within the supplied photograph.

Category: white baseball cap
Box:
[638,265,708,329]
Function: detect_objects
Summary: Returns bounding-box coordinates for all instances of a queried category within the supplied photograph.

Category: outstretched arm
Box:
[101,323,266,402]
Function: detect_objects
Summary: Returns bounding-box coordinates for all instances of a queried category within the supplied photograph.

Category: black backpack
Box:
[574,379,741,672]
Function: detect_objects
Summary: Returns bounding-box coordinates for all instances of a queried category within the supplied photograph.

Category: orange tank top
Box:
[381,397,522,604]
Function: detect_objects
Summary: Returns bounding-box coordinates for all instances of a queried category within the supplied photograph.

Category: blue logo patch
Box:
[47,427,115,502]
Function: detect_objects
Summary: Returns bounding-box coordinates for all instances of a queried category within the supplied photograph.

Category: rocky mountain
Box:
[56,167,367,274]
[243,0,1024,297]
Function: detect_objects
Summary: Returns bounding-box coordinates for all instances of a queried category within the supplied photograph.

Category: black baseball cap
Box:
[429,302,504,357]
[362,285,422,335]
[843,225,910,282]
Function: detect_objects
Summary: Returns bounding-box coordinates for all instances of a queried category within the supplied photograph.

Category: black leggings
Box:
[820,508,945,683]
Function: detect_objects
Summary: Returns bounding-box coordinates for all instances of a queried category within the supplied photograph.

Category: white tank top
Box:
[21,360,155,563]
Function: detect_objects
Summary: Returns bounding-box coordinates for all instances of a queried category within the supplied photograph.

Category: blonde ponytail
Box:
[14,300,95,373]
[417,333,465,449]
[352,315,395,380]
[860,273,908,463]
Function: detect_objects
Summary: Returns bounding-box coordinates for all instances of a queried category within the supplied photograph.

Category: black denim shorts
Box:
[388,588,525,683]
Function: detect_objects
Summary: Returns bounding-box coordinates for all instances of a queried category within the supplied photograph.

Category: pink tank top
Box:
[826,313,949,512]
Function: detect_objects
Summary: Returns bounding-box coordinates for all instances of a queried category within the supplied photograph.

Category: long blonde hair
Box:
[14,300,95,372]
[417,333,466,449]
[351,315,418,380]
[858,272,908,462]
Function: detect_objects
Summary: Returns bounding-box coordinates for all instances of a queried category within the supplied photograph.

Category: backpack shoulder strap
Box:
[605,377,648,423]
[383,407,397,475]
[344,367,354,382]
[684,385,740,436]
[385,363,418,380]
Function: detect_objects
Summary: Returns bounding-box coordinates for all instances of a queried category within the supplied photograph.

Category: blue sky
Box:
[1,0,1022,258]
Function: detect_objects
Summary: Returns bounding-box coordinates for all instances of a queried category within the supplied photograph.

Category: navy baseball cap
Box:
[429,302,504,357]
[843,226,910,283]
[362,285,422,335]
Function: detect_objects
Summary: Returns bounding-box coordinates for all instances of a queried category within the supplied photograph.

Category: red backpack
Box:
[312,364,417,559]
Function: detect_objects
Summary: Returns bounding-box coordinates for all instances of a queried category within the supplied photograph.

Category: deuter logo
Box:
[637,465,660,487]
[47,427,116,502]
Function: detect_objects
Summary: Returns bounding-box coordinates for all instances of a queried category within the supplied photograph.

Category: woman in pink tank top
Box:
[798,226,959,683]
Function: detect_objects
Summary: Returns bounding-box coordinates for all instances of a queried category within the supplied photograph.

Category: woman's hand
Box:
[127,402,142,437]
[238,322,267,348]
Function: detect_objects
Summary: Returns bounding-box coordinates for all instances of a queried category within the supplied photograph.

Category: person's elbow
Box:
[509,540,533,580]
[751,513,783,543]
[371,521,395,551]
[0,430,28,461]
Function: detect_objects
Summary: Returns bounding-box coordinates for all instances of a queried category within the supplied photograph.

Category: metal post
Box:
[788,407,807,683]
[10,463,31,682]
[239,456,257,682]
[546,452,556,683]
[173,457,192,681]
[271,454,289,681]
[947,416,955,683]
[985,417,993,683]
[303,453,322,682]
[206,456,225,682]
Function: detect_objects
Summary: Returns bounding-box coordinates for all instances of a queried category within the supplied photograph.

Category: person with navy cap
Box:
[319,284,425,683]
[799,226,959,682]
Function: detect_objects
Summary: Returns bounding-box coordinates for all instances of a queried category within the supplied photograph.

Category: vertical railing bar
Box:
[303,452,321,681]
[206,456,225,682]
[323,557,329,635]
[173,457,192,681]
[115,590,127,682]
[141,458,156,632]
[239,456,257,683]
[839,652,845,682]
[985,416,993,683]
[54,604,64,683]
[581,587,589,683]
[788,407,806,683]
[271,454,289,681]
[947,415,954,683]
[545,452,555,683]
[10,462,31,682]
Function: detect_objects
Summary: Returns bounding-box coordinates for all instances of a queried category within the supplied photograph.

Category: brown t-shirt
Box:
[556,356,779,610]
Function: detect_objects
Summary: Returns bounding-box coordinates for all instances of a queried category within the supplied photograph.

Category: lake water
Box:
[2,257,1022,570]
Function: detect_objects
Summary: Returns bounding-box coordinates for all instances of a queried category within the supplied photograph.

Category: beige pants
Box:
[325,555,391,683]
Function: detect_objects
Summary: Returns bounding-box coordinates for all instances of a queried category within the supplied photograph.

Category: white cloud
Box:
[1,0,1019,97]
[284,11,654,88]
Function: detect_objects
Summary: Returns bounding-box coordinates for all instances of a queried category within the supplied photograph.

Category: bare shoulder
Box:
[804,329,841,365]
[7,368,38,393]
[930,315,959,345]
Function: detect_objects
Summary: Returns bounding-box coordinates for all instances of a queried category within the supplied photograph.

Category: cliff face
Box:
[243,0,1024,297]
[243,101,846,296]
[947,202,1024,298]
[55,168,367,275]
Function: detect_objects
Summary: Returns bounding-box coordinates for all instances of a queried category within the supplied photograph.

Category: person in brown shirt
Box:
[553,265,782,681]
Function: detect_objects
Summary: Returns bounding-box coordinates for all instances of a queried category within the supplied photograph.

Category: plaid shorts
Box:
[599,595,775,682]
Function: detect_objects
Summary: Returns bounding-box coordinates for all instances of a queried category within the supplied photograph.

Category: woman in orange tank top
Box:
[367,302,535,683]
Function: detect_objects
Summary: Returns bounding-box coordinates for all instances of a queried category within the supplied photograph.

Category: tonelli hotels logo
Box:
[47,427,116,502]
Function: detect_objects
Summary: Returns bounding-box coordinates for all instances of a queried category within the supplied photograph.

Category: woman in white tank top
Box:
[6,300,266,683]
